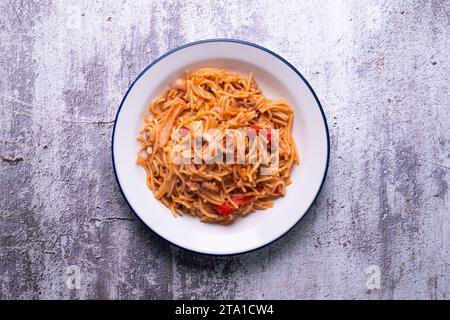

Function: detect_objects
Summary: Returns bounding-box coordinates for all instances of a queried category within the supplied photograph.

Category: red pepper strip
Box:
[211,195,255,216]
[211,202,235,216]
[250,124,271,141]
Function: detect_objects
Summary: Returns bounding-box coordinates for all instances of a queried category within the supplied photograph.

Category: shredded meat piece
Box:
[250,80,260,93]
[238,99,256,110]
[186,180,200,192]
[201,181,219,192]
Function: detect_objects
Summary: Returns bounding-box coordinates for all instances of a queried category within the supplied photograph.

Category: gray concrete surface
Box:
[0,0,449,299]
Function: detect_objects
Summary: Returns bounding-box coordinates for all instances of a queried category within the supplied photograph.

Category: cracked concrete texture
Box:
[0,0,449,299]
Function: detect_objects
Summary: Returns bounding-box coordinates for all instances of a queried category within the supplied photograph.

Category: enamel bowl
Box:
[112,39,329,255]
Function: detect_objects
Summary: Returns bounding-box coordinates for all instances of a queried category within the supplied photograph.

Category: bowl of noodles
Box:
[112,39,329,255]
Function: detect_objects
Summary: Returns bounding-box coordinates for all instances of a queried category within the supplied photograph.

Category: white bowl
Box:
[112,39,330,255]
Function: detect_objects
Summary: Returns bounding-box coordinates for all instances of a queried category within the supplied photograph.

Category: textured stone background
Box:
[1,0,449,299]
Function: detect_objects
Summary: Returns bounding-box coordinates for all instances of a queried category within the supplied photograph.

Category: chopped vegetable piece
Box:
[211,195,255,216]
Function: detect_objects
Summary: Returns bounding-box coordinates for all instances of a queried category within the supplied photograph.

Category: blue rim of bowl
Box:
[111,38,330,256]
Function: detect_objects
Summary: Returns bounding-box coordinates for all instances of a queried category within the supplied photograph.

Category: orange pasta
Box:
[137,68,299,224]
